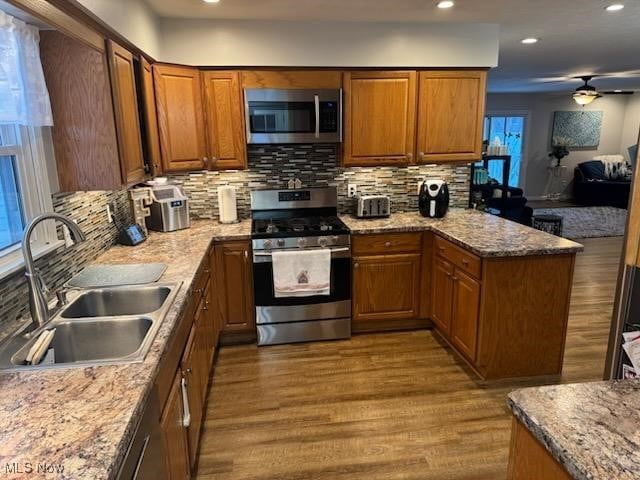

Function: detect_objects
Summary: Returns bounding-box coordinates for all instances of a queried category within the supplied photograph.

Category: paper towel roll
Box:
[218,186,238,224]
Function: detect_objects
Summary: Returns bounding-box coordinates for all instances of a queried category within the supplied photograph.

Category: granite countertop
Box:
[0,219,251,480]
[508,381,640,480]
[341,209,584,257]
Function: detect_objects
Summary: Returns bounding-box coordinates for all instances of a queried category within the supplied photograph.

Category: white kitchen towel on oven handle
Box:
[272,249,331,297]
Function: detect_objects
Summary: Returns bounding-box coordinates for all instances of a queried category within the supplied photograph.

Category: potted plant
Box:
[549,137,571,167]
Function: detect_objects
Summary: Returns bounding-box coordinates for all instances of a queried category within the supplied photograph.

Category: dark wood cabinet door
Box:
[153,64,207,172]
[180,325,203,469]
[416,70,487,163]
[160,371,190,480]
[343,71,416,167]
[106,40,146,184]
[451,268,481,361]
[140,57,163,176]
[215,241,255,332]
[352,253,421,322]
[202,71,247,170]
[432,257,454,336]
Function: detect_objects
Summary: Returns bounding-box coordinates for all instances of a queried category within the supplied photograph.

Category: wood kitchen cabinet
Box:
[106,40,147,184]
[431,234,575,379]
[352,233,427,332]
[343,71,417,166]
[202,71,247,170]
[153,64,208,172]
[431,256,454,336]
[214,241,255,336]
[140,57,163,176]
[416,70,487,163]
[160,372,190,480]
[39,30,122,191]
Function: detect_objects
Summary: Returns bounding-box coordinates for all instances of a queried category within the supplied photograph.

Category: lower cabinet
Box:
[161,372,191,480]
[431,256,454,336]
[214,241,255,334]
[352,233,425,331]
[450,268,480,361]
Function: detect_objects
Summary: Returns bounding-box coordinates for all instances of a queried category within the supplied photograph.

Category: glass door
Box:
[483,114,527,188]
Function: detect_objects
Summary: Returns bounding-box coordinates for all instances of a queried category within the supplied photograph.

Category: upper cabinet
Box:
[153,64,208,172]
[416,70,487,163]
[106,40,146,184]
[40,31,122,192]
[343,71,417,167]
[139,58,163,176]
[241,70,342,89]
[202,71,247,170]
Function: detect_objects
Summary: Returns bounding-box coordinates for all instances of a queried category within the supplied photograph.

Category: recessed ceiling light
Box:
[614,89,623,93]
[521,38,539,44]
[203,0,220,3]
[437,1,455,9]
[605,4,625,11]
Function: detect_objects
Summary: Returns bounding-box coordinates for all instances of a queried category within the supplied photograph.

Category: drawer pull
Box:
[385,242,392,247]
[452,276,459,281]
[462,259,469,265]
[354,263,359,268]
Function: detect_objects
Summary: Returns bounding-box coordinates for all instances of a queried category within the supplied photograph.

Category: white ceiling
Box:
[144,0,640,93]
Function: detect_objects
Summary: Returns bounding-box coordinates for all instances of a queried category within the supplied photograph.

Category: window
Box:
[482,114,528,188]
[0,124,60,278]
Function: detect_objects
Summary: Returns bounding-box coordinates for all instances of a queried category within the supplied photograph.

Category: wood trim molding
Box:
[6,0,104,51]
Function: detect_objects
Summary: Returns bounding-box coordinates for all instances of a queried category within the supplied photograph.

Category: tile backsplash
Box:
[170,144,471,219]
[0,190,131,337]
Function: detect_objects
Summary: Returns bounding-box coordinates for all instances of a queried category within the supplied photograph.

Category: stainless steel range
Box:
[251,187,351,346]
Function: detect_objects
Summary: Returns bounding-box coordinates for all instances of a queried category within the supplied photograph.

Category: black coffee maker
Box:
[419,179,449,218]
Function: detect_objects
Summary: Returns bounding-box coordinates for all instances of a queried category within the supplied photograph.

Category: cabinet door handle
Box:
[385,242,392,247]
[406,153,413,161]
[445,272,452,277]
[419,152,426,161]
[452,276,459,281]
[354,262,359,268]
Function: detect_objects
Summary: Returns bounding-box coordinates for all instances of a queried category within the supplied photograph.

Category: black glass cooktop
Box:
[252,215,349,238]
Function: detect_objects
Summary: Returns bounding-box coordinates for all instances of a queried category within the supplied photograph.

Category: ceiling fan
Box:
[572,75,635,105]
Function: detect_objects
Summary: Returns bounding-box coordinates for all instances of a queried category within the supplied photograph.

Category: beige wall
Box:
[487,93,633,199]
[77,0,161,58]
[157,19,499,67]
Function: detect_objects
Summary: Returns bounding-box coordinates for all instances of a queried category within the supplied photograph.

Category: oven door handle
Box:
[254,247,350,257]
[314,94,320,139]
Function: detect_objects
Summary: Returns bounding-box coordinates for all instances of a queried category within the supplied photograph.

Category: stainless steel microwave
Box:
[244,88,342,144]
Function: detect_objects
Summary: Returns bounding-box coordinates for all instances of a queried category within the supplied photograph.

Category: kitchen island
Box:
[507,380,640,479]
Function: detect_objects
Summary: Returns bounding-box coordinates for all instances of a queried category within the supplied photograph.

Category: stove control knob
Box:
[331,236,340,243]
[277,239,285,247]
[318,237,329,247]
[297,237,306,248]
[263,239,273,249]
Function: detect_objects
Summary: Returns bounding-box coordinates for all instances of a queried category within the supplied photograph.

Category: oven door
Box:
[253,247,351,324]
[244,88,342,144]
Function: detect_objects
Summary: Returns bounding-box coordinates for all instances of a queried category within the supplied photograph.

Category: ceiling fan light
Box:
[573,92,599,106]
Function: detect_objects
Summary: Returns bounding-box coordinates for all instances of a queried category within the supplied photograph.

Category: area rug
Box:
[532,206,627,240]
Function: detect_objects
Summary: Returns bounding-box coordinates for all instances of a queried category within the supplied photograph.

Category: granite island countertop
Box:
[508,381,640,480]
[0,219,251,480]
[341,209,584,257]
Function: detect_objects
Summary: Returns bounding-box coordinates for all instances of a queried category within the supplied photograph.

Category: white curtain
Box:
[0,10,53,126]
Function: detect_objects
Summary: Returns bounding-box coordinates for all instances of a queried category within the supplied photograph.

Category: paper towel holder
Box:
[217,185,240,224]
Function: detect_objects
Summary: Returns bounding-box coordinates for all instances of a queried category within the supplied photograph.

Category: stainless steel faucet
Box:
[22,213,86,330]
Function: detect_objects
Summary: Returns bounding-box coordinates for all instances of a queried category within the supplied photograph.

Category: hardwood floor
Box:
[195,236,623,480]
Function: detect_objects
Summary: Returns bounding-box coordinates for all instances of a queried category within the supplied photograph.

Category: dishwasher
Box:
[116,391,167,480]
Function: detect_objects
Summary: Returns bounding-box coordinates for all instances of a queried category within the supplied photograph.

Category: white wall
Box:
[157,19,498,67]
[487,93,631,199]
[77,0,161,58]
[621,95,640,162]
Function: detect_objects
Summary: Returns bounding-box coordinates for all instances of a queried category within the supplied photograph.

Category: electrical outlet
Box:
[347,184,357,198]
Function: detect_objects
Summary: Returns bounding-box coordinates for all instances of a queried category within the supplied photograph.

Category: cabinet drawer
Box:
[434,236,482,278]
[353,233,422,255]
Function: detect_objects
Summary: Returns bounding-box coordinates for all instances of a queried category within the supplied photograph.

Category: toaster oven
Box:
[356,195,391,218]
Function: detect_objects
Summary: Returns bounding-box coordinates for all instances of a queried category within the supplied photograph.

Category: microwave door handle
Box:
[314,94,320,139]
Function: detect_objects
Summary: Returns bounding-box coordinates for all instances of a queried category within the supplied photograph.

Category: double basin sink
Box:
[0,283,180,371]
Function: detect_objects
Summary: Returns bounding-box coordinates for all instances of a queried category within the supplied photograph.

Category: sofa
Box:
[573,158,631,208]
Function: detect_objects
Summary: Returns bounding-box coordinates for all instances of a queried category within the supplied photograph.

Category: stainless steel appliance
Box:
[419,179,450,218]
[244,88,342,144]
[356,195,391,218]
[147,185,190,232]
[251,187,351,346]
